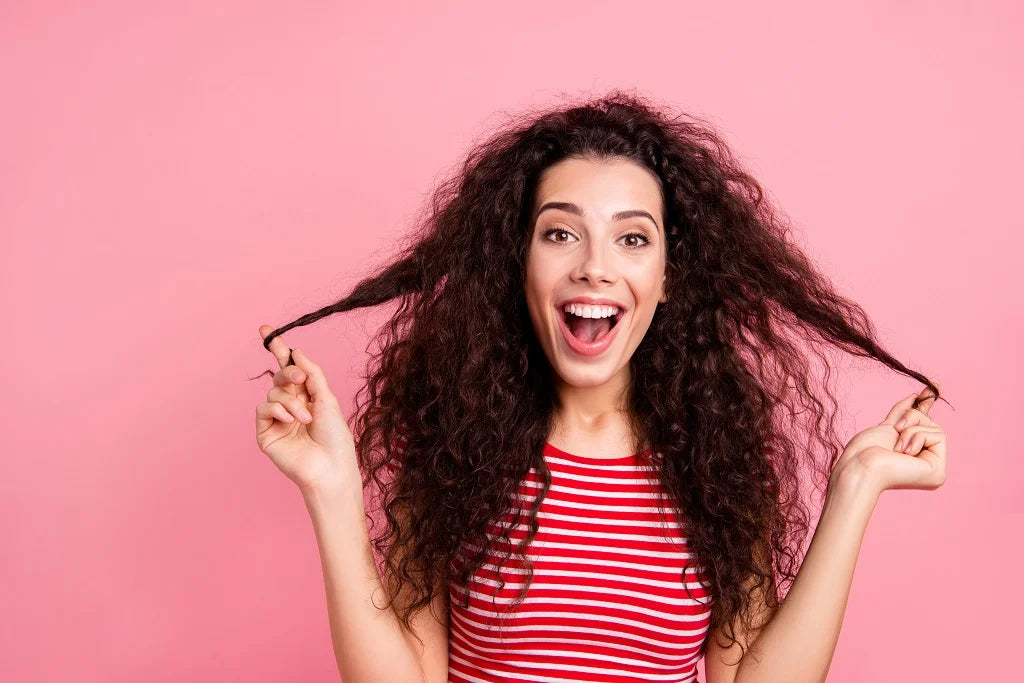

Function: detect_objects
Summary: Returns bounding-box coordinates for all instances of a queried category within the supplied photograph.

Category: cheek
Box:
[522,278,548,328]
[524,259,557,304]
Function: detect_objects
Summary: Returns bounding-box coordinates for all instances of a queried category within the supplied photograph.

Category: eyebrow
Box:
[535,201,660,232]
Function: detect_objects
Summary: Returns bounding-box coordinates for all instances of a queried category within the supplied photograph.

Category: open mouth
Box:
[560,307,624,344]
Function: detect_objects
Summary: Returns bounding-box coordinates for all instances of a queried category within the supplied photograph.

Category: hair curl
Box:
[254,89,943,660]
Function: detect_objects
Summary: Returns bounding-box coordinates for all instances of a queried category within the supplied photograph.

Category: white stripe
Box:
[449,629,700,672]
[449,639,700,681]
[484,520,689,546]
[454,576,711,606]
[521,479,675,501]
[529,508,685,529]
[463,565,707,591]
[544,455,664,472]
[511,493,679,515]
[455,591,712,622]
[537,466,663,484]
[462,553,702,577]
[465,537,695,561]
[448,622,703,666]
[446,662,498,683]
[453,602,711,639]
[452,609,708,651]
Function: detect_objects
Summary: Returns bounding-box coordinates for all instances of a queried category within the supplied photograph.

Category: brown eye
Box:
[621,232,651,248]
[543,228,574,243]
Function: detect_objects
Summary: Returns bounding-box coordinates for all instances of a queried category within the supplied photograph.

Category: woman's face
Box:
[524,156,668,391]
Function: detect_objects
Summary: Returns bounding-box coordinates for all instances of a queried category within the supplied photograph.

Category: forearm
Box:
[303,484,425,683]
[735,467,880,683]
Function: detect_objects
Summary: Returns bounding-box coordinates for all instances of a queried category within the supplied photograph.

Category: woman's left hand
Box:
[833,387,947,495]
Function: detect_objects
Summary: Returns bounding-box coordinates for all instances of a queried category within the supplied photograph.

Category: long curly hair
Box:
[257,90,942,659]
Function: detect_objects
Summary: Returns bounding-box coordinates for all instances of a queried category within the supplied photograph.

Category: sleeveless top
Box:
[386,440,713,683]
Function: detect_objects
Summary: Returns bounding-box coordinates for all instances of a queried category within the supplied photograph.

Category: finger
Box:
[895,424,927,452]
[904,428,946,485]
[895,425,941,454]
[259,324,295,370]
[274,365,307,393]
[913,386,939,416]
[884,393,921,426]
[256,401,296,433]
[894,406,938,431]
[267,386,314,423]
[289,348,335,405]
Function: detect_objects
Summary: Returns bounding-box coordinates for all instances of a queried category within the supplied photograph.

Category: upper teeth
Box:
[563,304,621,319]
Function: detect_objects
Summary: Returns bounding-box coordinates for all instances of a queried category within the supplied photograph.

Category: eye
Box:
[542,228,576,243]
[541,228,651,248]
[621,232,651,248]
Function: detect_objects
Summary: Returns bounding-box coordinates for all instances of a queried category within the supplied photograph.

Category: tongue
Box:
[568,315,612,343]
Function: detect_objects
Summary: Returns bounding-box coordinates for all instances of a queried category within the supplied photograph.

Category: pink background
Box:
[2,1,1019,681]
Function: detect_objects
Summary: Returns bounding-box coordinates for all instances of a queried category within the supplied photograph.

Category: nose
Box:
[571,240,616,285]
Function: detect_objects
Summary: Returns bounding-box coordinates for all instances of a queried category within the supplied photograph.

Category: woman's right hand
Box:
[255,325,358,495]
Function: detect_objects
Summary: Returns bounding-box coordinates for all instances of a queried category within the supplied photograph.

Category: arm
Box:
[303,484,434,683]
[706,389,946,683]
[705,463,879,683]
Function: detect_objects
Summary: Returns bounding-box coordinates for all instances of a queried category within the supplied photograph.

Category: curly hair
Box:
[256,89,942,660]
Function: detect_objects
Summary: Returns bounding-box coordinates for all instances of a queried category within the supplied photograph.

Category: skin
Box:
[524,155,669,457]
[256,158,949,683]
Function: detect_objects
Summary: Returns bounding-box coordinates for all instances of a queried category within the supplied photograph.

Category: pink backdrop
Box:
[2,1,1019,681]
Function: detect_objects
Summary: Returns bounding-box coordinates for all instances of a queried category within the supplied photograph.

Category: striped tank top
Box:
[387,440,712,682]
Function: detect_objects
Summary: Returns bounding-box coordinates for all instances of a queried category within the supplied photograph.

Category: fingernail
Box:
[300,409,312,421]
[290,371,302,381]
[894,439,903,451]
[895,418,906,430]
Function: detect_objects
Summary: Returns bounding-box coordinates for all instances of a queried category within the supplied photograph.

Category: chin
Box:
[549,346,627,384]
[554,367,617,389]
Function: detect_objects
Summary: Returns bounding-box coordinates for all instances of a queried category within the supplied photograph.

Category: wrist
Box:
[828,455,882,508]
[301,476,363,514]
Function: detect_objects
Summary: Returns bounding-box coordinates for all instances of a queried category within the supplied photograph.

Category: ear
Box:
[659,274,669,303]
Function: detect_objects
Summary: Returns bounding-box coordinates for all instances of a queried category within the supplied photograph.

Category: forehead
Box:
[532,156,664,219]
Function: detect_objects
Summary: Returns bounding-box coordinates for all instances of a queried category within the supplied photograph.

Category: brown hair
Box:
[256,89,943,659]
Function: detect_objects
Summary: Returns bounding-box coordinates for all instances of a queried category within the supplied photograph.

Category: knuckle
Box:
[267,387,292,403]
[912,408,937,426]
[300,353,321,372]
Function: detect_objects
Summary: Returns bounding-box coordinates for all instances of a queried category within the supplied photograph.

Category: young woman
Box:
[253,91,948,683]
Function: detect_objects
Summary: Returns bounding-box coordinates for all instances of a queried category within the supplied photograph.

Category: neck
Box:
[550,363,632,433]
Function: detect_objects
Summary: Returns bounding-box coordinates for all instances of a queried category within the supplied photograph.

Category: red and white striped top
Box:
[387,440,712,683]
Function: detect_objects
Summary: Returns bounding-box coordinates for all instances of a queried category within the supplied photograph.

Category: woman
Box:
[253,91,948,683]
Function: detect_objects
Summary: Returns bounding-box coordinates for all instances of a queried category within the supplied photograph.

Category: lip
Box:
[555,305,625,357]
[555,296,628,310]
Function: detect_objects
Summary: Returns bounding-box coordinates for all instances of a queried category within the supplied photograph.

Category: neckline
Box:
[543,440,653,465]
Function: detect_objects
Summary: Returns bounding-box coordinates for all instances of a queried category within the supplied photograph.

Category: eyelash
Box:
[541,228,651,248]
